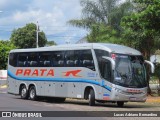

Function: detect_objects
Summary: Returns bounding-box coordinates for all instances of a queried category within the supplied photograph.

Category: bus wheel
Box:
[29,86,37,101]
[20,85,28,99]
[88,89,95,106]
[117,101,124,107]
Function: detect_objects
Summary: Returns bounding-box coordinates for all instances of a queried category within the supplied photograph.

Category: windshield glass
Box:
[114,54,146,88]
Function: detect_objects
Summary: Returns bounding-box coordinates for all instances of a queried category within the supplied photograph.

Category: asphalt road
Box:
[0,88,160,120]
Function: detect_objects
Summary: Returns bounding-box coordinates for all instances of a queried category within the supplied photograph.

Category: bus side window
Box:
[17,54,28,67]
[9,53,17,67]
[28,53,38,67]
[101,59,112,82]
[65,50,80,67]
[94,49,109,78]
[80,50,95,71]
[52,51,64,67]
[39,52,51,67]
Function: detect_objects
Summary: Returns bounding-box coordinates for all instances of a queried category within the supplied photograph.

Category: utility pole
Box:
[36,21,39,48]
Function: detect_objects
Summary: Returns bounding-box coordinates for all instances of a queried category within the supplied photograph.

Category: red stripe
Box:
[103,96,110,100]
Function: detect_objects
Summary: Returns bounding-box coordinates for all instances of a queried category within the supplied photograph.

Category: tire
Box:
[89,89,95,106]
[29,86,37,101]
[20,85,28,99]
[117,101,124,107]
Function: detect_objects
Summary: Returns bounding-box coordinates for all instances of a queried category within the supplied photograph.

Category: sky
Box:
[0,0,88,44]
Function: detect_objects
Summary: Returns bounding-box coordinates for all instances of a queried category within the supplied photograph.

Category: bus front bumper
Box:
[110,88,147,102]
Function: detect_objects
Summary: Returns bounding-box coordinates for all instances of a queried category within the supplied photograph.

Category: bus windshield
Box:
[114,54,146,88]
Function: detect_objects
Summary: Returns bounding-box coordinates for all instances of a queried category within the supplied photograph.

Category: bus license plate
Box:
[129,97,137,101]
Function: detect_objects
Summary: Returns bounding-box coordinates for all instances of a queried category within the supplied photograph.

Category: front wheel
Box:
[29,86,37,101]
[89,89,95,106]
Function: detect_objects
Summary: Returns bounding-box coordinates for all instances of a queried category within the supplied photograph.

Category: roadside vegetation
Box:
[0,0,160,95]
[0,23,57,69]
[68,0,160,95]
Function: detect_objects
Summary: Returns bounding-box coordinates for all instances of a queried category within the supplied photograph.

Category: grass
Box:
[149,77,160,84]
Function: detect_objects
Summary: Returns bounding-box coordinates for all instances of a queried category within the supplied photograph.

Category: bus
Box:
[7,43,154,107]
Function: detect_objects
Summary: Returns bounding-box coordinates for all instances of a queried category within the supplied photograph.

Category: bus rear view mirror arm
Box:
[102,56,115,70]
[144,60,155,73]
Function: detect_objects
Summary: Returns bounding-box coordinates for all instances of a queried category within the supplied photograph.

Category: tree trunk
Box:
[144,42,152,95]
[158,78,160,96]
[146,65,152,95]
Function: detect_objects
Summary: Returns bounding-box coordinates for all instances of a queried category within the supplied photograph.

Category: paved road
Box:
[0,88,160,120]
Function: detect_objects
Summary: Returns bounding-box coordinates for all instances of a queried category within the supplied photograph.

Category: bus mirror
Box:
[145,60,155,73]
[102,56,115,70]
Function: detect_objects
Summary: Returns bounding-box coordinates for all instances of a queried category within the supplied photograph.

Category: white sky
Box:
[0,0,88,44]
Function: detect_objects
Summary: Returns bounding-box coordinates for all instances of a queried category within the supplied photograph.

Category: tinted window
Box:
[17,53,28,67]
[39,52,52,67]
[80,50,95,71]
[95,49,109,76]
[28,53,38,67]
[52,51,64,67]
[95,49,109,61]
[65,50,80,67]
[101,60,112,82]
[9,53,17,67]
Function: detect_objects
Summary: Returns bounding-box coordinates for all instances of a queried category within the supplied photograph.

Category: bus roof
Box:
[10,43,142,55]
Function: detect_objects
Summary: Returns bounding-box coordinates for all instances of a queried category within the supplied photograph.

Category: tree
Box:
[46,41,56,46]
[0,40,16,69]
[87,23,124,44]
[10,23,47,48]
[68,0,119,29]
[68,0,133,43]
[121,0,160,94]
[154,50,160,96]
[121,0,160,59]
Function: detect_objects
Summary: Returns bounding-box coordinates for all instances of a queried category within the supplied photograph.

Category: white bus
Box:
[7,43,154,107]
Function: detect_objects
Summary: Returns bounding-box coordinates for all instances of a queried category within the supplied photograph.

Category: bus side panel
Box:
[70,82,82,98]
[55,82,68,97]
[43,81,56,97]
[8,77,19,94]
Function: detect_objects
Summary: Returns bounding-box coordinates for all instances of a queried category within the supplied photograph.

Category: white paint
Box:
[0,70,7,80]
[77,94,81,98]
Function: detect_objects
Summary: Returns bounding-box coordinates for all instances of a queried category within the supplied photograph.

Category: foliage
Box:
[121,0,160,94]
[0,40,16,69]
[121,0,160,59]
[46,41,56,46]
[87,24,124,44]
[68,0,133,43]
[68,0,118,29]
[10,23,47,48]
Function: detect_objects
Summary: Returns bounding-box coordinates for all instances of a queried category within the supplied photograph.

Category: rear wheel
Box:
[20,85,28,99]
[29,86,37,101]
[88,89,95,106]
[117,101,124,107]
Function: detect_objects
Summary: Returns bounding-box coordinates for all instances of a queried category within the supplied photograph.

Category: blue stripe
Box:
[103,94,110,96]
[8,70,111,92]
